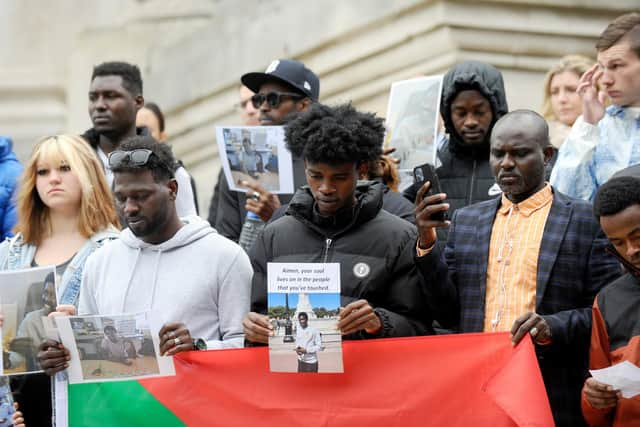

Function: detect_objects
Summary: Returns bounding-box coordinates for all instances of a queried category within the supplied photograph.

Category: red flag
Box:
[131,332,553,427]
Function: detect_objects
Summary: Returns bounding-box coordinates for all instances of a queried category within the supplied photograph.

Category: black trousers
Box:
[297,360,318,373]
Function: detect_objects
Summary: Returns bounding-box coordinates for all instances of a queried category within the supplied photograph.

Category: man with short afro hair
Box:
[243,103,433,345]
[582,165,640,425]
[83,61,148,186]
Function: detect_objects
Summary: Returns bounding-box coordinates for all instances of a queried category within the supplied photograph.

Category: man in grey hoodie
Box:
[38,136,253,375]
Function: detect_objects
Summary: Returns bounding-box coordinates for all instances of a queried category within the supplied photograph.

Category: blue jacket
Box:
[417,189,622,426]
[0,137,22,239]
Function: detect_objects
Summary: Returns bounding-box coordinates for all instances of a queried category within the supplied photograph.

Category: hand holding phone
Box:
[413,164,448,222]
[414,163,449,250]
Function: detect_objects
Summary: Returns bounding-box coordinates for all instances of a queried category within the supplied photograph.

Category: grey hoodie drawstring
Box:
[120,247,162,313]
[148,250,161,310]
[120,248,142,313]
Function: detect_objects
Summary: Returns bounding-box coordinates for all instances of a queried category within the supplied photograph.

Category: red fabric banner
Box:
[140,332,554,427]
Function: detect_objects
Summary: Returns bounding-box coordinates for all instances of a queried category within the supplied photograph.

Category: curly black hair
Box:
[92,61,143,96]
[112,135,176,182]
[284,103,384,165]
[594,176,640,220]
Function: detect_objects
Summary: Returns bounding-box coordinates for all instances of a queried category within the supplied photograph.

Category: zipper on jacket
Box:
[468,159,477,205]
[322,238,332,263]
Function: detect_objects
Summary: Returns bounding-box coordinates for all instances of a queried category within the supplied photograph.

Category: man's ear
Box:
[134,95,145,111]
[167,178,178,201]
[297,98,312,112]
[542,145,555,166]
[357,162,369,180]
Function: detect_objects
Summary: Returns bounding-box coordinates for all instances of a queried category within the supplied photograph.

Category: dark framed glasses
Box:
[250,91,304,109]
[108,149,153,168]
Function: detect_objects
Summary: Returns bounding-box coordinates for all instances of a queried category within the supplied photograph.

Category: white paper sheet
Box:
[590,361,640,398]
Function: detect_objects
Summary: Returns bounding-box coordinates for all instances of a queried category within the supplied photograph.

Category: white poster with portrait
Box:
[384,75,443,190]
[216,126,294,194]
[56,311,175,384]
[0,266,57,375]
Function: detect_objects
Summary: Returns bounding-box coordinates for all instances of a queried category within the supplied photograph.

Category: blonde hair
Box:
[15,134,119,244]
[541,55,593,120]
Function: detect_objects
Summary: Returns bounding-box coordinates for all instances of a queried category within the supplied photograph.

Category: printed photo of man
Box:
[100,325,135,366]
[294,312,322,373]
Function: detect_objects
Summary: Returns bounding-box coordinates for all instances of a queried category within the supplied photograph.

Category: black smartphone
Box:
[413,163,448,222]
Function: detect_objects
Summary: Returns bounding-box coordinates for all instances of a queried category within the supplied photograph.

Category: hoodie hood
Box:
[120,215,215,251]
[81,126,150,148]
[440,60,508,157]
[116,215,216,313]
[286,180,384,237]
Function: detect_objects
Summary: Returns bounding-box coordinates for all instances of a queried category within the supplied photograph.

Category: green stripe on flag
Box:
[69,381,185,427]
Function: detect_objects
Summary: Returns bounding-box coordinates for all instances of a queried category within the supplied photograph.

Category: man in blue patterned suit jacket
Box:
[415,110,621,426]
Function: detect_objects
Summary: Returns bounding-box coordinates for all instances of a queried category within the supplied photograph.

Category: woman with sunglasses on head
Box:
[0,134,119,427]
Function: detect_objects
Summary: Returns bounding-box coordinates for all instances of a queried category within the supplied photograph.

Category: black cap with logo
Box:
[241,59,320,102]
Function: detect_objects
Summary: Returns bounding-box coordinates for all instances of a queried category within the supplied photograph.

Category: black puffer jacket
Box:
[250,181,433,338]
[435,61,508,242]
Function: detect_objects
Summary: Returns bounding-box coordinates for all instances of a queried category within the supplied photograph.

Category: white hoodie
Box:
[78,216,252,349]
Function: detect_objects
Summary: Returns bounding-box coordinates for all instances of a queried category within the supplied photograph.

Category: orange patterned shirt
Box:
[483,184,553,332]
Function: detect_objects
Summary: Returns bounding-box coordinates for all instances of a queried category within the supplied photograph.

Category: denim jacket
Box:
[550,106,640,201]
[0,227,119,306]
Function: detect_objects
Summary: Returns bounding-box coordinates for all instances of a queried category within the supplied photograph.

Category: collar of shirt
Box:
[607,105,640,121]
[498,183,553,217]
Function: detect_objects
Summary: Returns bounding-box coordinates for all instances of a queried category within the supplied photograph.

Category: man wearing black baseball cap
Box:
[242,59,319,126]
[213,59,320,244]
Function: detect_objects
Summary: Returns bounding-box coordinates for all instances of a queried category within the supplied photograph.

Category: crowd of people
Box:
[0,10,637,427]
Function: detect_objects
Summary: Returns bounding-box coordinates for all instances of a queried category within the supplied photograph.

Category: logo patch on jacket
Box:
[353,262,370,278]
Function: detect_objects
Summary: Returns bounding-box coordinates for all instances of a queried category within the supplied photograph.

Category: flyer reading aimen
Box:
[267,262,343,374]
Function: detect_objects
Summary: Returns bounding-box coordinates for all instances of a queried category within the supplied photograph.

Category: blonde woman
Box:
[541,55,593,148]
[0,134,119,427]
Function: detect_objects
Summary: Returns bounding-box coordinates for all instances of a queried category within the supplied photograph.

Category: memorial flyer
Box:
[0,266,56,375]
[267,262,343,373]
[56,311,176,384]
[384,75,443,190]
[215,126,294,194]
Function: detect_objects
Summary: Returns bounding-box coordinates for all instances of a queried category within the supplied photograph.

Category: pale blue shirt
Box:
[550,105,640,201]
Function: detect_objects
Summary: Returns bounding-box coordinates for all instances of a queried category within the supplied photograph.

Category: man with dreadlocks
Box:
[243,103,433,344]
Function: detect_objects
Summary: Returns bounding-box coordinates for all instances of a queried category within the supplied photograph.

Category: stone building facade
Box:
[1,0,637,215]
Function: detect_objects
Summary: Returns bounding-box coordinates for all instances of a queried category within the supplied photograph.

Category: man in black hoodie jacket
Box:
[243,103,432,344]
[406,60,508,243]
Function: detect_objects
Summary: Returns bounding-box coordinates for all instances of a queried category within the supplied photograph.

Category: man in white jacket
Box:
[550,12,640,201]
[39,136,253,375]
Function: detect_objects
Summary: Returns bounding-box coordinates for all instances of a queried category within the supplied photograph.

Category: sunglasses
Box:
[108,149,154,169]
[250,91,304,109]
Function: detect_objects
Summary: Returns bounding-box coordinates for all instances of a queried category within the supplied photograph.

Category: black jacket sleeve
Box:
[214,173,245,242]
[370,230,434,337]
[415,212,461,330]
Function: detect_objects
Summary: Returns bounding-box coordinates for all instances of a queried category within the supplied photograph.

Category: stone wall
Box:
[1,0,637,217]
